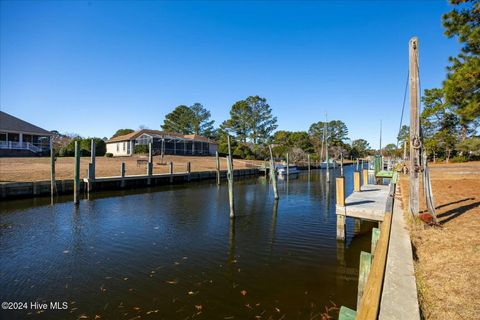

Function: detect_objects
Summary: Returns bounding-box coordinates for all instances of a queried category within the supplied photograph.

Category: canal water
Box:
[1,165,374,320]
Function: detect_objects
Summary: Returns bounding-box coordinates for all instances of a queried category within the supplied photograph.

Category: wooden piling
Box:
[354,171,361,192]
[363,169,369,186]
[169,162,174,183]
[409,37,420,215]
[73,141,80,204]
[215,151,220,185]
[371,227,380,254]
[227,135,235,218]
[147,142,153,185]
[187,162,191,181]
[269,145,279,200]
[87,139,96,192]
[340,153,344,176]
[50,145,56,201]
[120,162,126,187]
[357,251,372,307]
[356,158,359,171]
[337,214,346,241]
[336,176,345,206]
[286,152,289,176]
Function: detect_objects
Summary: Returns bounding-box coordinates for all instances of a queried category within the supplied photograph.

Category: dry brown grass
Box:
[398,161,480,320]
[0,155,264,182]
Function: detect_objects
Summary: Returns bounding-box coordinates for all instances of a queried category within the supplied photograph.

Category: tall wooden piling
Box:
[87,139,96,192]
[307,154,311,172]
[336,176,346,240]
[73,141,80,204]
[340,153,344,176]
[286,152,289,176]
[269,145,279,200]
[409,37,420,215]
[357,251,372,307]
[169,162,174,183]
[215,151,220,185]
[354,171,361,192]
[227,135,235,218]
[50,145,56,201]
[120,162,126,187]
[363,169,369,186]
[356,158,359,171]
[187,162,191,181]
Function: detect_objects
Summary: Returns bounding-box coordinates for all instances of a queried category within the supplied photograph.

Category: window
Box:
[123,142,126,151]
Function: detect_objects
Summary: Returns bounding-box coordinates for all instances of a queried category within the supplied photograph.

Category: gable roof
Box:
[0,111,52,136]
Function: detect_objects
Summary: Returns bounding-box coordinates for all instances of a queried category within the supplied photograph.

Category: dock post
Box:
[362,169,369,186]
[187,162,191,181]
[73,141,80,204]
[307,154,311,172]
[120,162,126,188]
[354,171,361,192]
[226,135,235,218]
[286,152,289,176]
[88,139,96,192]
[269,145,279,200]
[371,227,380,255]
[357,251,372,307]
[356,158,359,171]
[169,162,174,183]
[215,151,220,185]
[50,145,56,202]
[340,153,344,176]
[336,176,346,240]
[147,142,153,185]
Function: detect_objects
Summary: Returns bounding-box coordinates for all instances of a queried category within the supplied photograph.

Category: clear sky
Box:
[0,0,459,148]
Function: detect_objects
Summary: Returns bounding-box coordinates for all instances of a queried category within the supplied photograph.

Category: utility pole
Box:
[409,37,420,215]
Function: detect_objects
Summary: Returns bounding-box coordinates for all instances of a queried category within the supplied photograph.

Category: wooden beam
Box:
[357,251,372,307]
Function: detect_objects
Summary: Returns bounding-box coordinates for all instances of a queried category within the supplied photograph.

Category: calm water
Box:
[1,165,374,320]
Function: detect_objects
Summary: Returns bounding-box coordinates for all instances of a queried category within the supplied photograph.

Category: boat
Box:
[275,164,300,176]
[320,160,336,169]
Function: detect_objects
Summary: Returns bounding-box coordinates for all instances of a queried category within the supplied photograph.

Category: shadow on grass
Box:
[438,201,480,224]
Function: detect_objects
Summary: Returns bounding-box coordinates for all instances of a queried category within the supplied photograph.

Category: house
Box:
[0,111,52,157]
[105,129,218,157]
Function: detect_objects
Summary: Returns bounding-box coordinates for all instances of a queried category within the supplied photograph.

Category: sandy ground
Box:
[398,161,480,320]
[0,156,264,182]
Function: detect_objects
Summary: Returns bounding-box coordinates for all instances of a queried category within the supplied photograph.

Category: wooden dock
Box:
[336,184,390,222]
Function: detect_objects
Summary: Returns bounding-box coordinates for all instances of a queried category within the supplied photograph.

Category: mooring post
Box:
[120,162,126,188]
[88,139,96,192]
[226,135,235,218]
[286,152,289,176]
[340,153,344,176]
[409,37,420,215]
[269,145,279,200]
[187,162,191,181]
[169,162,174,183]
[362,169,369,187]
[73,141,80,204]
[357,251,372,307]
[336,176,345,240]
[147,142,153,185]
[50,144,56,201]
[354,171,361,192]
[215,151,220,185]
[307,154,311,172]
[356,158,359,171]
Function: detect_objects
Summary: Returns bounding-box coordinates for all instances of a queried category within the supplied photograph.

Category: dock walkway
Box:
[336,184,389,222]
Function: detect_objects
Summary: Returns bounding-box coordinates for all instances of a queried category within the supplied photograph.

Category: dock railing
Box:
[339,175,397,320]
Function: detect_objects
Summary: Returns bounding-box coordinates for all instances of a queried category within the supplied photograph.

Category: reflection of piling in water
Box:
[336,240,346,290]
[268,145,279,200]
[269,200,279,254]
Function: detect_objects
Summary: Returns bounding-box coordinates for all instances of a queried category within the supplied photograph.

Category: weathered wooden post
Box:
[187,162,191,181]
[87,139,96,192]
[161,138,165,164]
[215,151,220,185]
[147,142,153,185]
[371,227,380,254]
[73,141,80,204]
[120,162,126,187]
[325,117,330,182]
[363,169,369,186]
[169,161,174,183]
[307,154,311,172]
[286,152,289,176]
[354,171,361,192]
[269,145,279,200]
[357,251,372,307]
[50,144,56,201]
[340,153,344,176]
[336,176,345,240]
[409,36,420,215]
[226,135,235,218]
[356,158,359,171]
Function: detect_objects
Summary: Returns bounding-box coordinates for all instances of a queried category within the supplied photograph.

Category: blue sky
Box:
[0,1,459,148]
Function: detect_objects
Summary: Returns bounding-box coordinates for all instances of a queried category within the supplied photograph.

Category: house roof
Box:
[0,111,52,136]
[107,129,217,144]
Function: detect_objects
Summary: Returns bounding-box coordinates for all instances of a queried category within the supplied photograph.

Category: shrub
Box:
[450,155,469,163]
[105,153,113,158]
[134,145,148,154]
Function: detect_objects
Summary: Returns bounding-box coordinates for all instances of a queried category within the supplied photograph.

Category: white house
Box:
[106,129,218,157]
